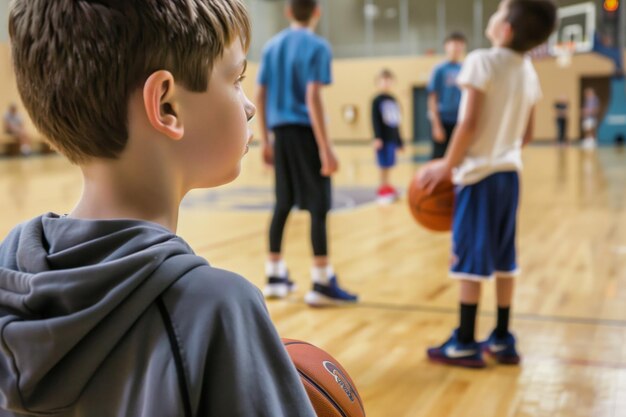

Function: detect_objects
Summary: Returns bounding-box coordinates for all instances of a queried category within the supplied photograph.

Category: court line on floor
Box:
[614,246,626,255]
[523,355,626,370]
[342,301,626,328]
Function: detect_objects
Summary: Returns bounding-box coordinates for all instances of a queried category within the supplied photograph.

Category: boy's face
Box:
[486,1,513,47]
[176,38,255,189]
[445,40,466,61]
[377,76,394,91]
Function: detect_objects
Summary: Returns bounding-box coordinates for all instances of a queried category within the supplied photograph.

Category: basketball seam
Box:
[285,341,365,414]
[297,369,349,417]
[284,341,315,347]
[415,208,453,216]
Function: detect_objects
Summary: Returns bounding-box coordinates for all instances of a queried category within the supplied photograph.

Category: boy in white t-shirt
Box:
[419,0,557,368]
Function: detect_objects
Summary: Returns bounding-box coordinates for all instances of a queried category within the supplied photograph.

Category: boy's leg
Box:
[380,168,390,188]
[427,179,491,368]
[269,207,290,261]
[17,130,32,155]
[431,139,446,160]
[305,209,358,307]
[264,207,297,299]
[377,168,396,204]
[431,122,454,159]
[557,118,566,144]
[495,276,514,337]
[459,280,481,344]
[376,143,397,202]
[482,275,520,364]
[482,172,521,364]
[310,209,329,285]
[426,279,485,368]
[268,206,290,268]
[264,130,296,299]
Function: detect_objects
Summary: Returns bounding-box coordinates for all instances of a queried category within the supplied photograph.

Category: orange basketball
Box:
[408,163,454,232]
[283,339,366,417]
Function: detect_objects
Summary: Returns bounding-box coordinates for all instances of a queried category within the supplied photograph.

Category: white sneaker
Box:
[263,277,297,299]
[582,138,596,150]
[20,144,32,156]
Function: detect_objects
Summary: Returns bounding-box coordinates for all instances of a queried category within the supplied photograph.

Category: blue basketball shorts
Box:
[450,171,520,281]
[376,143,397,168]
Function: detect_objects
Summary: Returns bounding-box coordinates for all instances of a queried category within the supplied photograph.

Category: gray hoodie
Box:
[0,213,315,417]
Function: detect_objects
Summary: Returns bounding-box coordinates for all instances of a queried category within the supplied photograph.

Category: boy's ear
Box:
[502,22,514,46]
[143,70,184,141]
[284,5,293,21]
[312,5,321,19]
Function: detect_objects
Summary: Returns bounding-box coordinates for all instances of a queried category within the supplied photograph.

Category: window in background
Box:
[245,0,287,61]
[243,0,571,59]
[408,0,440,55]
[323,0,369,58]
[369,0,405,56]
[444,0,478,50]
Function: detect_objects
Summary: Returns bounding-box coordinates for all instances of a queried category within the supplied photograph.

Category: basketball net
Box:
[554,41,576,68]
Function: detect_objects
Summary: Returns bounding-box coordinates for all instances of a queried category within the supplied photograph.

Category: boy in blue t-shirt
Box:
[427,32,467,159]
[419,0,556,368]
[256,0,358,307]
[371,69,404,204]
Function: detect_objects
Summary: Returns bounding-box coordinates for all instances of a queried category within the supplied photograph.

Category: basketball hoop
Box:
[554,41,576,68]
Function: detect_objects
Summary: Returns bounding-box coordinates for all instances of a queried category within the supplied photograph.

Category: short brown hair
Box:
[506,0,557,53]
[9,0,251,164]
[445,32,467,44]
[289,0,318,23]
[378,69,395,80]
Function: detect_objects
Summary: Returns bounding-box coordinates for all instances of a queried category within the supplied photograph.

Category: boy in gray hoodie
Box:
[0,1,315,416]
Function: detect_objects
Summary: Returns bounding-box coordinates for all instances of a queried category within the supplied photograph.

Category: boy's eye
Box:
[236,75,247,85]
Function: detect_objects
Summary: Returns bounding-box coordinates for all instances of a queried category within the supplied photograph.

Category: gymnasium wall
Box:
[0,42,619,145]
[244,52,618,143]
[0,43,38,136]
[0,5,7,43]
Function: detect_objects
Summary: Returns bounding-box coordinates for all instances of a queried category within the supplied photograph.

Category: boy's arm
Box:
[522,107,535,147]
[195,276,316,416]
[420,86,484,193]
[307,82,338,176]
[255,84,273,166]
[442,87,483,168]
[428,92,445,142]
[371,98,384,150]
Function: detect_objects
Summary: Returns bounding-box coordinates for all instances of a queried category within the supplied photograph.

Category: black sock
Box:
[458,303,478,344]
[495,306,510,338]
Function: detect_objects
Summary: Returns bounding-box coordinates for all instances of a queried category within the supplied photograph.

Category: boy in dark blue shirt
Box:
[427,32,467,159]
[256,0,358,307]
[371,69,404,204]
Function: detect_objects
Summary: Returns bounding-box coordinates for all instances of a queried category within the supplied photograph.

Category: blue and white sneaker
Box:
[304,276,358,307]
[427,329,486,368]
[263,276,297,299]
[481,330,521,365]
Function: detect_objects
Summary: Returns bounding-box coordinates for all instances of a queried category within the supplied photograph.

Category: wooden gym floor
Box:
[1,144,625,417]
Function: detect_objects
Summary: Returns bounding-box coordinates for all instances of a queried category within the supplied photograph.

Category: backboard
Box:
[549,2,597,55]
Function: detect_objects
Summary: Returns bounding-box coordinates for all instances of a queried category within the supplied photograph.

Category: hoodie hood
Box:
[0,213,206,415]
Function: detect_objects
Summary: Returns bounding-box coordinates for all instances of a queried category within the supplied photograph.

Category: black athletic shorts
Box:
[432,122,456,160]
[273,124,332,214]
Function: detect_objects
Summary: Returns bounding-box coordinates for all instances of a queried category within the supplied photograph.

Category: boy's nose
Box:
[245,100,256,122]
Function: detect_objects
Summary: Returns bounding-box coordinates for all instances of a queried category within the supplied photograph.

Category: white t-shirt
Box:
[453,47,542,185]
[3,112,23,129]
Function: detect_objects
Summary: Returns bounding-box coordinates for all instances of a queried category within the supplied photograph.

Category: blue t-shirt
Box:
[258,28,332,130]
[427,61,462,124]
